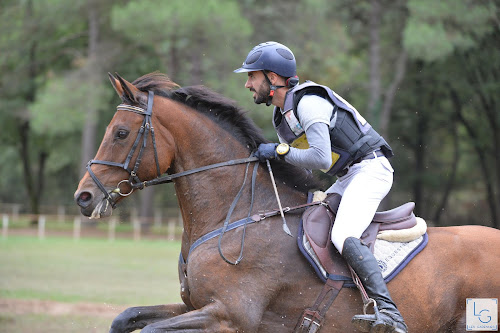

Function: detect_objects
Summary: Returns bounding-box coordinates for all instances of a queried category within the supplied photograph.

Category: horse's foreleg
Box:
[140,302,250,333]
[109,303,189,333]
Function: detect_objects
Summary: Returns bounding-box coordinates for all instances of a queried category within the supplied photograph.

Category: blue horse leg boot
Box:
[342,237,408,333]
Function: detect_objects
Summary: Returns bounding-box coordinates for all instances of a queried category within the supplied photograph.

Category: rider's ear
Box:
[267,71,278,84]
[111,73,147,106]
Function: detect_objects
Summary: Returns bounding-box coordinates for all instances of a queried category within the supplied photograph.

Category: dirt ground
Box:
[0,298,128,318]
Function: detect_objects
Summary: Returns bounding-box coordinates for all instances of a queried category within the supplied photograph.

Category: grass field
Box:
[0,235,182,332]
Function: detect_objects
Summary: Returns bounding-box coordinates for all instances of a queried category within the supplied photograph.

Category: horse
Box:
[74,72,500,333]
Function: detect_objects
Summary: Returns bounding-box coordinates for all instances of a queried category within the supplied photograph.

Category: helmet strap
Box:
[262,71,285,106]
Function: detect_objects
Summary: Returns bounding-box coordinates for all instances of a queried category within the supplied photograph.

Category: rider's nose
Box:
[75,191,93,208]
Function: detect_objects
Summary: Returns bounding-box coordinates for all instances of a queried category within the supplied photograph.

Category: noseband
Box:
[86,90,258,209]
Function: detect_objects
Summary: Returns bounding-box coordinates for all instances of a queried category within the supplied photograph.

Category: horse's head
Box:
[74,73,176,218]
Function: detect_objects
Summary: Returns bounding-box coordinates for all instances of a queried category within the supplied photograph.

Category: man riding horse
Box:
[234,41,407,333]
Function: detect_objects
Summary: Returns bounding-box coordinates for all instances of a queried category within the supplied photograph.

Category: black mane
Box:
[173,85,266,151]
[131,72,323,193]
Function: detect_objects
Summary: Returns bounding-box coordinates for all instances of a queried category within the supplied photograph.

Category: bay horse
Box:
[75,72,500,333]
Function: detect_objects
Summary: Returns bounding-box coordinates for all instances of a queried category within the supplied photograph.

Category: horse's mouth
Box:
[76,185,123,219]
[89,197,114,219]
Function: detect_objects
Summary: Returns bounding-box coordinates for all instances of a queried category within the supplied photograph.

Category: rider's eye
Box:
[116,129,129,140]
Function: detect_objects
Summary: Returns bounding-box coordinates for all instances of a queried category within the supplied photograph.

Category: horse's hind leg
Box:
[140,302,253,333]
[109,303,189,333]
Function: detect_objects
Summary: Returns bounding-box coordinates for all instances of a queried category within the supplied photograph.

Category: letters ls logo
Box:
[466,298,498,331]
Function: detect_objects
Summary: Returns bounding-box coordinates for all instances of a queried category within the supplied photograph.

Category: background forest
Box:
[1,0,499,229]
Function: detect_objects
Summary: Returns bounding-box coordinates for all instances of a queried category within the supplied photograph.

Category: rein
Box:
[86,90,259,208]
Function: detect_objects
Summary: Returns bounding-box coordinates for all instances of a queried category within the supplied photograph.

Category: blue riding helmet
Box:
[234,41,296,78]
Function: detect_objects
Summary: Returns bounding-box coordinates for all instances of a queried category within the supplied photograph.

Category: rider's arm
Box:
[283,95,333,170]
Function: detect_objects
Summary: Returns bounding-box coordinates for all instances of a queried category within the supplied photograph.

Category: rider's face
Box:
[245,71,270,105]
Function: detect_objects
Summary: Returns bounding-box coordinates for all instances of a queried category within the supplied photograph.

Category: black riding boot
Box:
[342,237,408,333]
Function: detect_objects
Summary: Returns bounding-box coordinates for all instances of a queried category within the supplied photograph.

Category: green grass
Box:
[0,235,182,306]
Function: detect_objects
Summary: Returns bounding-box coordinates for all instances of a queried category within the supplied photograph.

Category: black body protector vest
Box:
[272,81,393,176]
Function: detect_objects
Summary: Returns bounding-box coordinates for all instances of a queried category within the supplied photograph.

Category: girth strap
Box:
[294,279,344,333]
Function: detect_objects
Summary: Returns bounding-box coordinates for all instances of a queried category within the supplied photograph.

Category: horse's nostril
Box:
[77,191,92,208]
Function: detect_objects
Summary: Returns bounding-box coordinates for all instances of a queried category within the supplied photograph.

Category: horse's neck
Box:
[162,107,303,248]
[163,109,257,242]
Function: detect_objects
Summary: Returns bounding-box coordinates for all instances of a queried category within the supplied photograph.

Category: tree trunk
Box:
[17,0,49,223]
[380,50,407,138]
[451,88,498,228]
[366,0,381,123]
[366,0,408,141]
[433,120,459,225]
[413,109,426,217]
[80,0,100,177]
[168,32,179,80]
[463,52,500,227]
[412,62,427,217]
[189,33,204,85]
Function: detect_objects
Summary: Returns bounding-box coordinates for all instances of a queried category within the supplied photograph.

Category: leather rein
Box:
[86,90,259,209]
[86,90,324,264]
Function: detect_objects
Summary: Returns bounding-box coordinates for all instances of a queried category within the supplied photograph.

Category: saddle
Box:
[302,192,419,283]
[294,193,425,333]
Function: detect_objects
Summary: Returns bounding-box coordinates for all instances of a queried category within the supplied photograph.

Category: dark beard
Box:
[253,80,270,105]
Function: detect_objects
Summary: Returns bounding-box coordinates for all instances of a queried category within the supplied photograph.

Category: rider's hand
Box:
[254,143,278,162]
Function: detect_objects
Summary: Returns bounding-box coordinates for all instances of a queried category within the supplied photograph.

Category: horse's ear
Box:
[112,73,147,106]
[108,72,124,98]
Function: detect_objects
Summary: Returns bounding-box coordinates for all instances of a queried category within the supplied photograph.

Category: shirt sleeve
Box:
[282,94,333,170]
[284,122,332,170]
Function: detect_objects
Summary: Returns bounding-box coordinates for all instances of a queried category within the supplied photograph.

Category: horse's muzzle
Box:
[74,188,114,218]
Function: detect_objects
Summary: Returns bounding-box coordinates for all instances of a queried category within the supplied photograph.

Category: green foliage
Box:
[0,0,499,226]
[111,0,252,85]
[404,0,495,61]
[112,0,251,39]
[29,71,113,171]
[30,75,86,136]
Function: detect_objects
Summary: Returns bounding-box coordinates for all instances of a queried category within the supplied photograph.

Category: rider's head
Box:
[234,42,299,106]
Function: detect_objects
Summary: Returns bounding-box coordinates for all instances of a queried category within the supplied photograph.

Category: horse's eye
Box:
[116,129,129,140]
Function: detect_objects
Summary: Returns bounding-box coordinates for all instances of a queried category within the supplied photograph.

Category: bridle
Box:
[86,89,325,264]
[87,90,160,208]
[86,90,258,209]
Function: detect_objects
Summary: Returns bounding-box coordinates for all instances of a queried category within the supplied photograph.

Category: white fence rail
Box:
[0,208,183,242]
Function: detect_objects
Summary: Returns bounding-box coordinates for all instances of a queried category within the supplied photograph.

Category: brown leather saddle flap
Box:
[303,193,418,277]
[302,204,350,277]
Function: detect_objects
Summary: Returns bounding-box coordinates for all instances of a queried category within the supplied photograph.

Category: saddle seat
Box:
[302,192,422,282]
